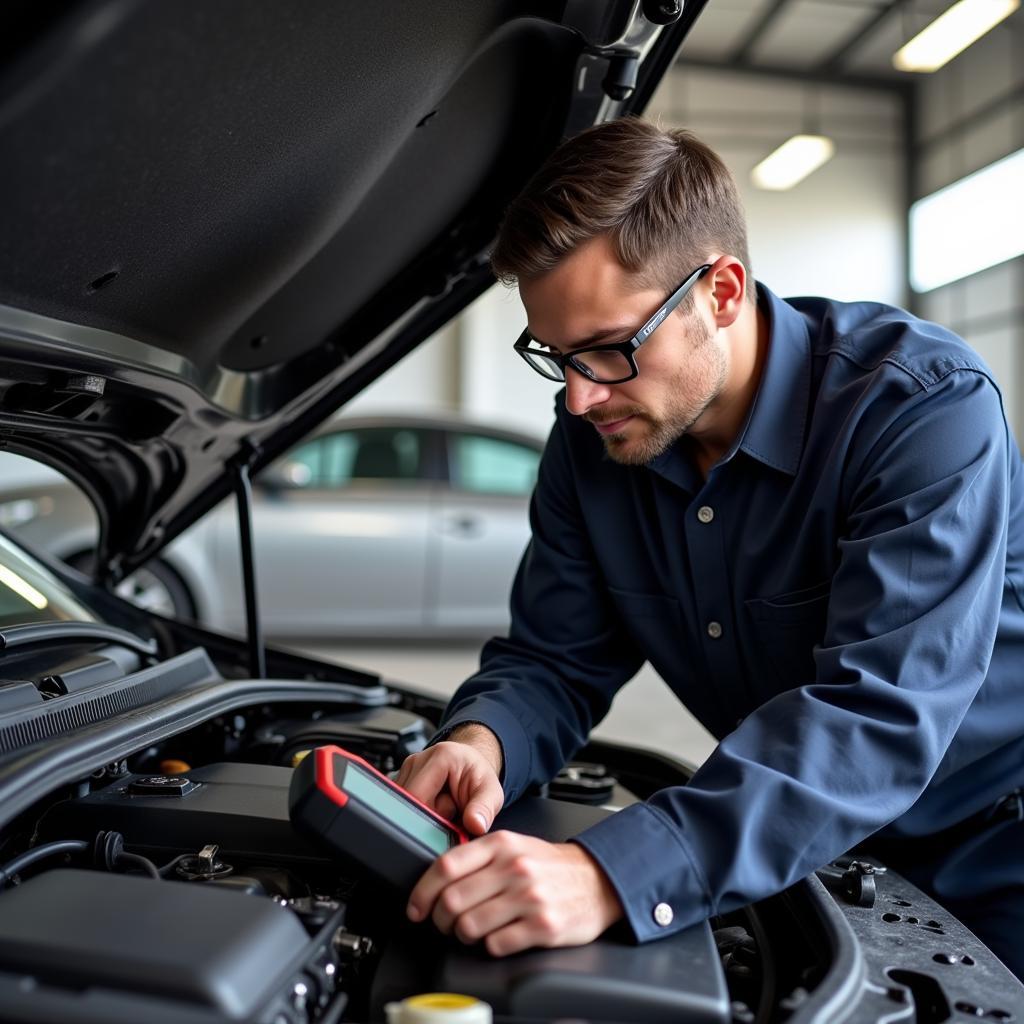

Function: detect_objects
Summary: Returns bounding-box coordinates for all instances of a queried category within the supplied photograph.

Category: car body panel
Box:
[432,490,532,631]
[0,415,543,637]
[213,483,438,636]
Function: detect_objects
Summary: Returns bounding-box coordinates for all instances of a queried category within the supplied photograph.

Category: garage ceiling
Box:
[681,0,976,80]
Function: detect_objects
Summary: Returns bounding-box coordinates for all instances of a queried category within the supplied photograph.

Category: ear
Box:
[707,257,746,329]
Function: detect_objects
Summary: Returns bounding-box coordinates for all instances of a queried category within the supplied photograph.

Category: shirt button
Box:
[707,621,723,639]
[653,902,674,927]
[697,505,714,524]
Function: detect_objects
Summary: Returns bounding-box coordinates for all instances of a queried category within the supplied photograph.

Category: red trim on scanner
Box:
[314,746,349,808]
[313,745,469,844]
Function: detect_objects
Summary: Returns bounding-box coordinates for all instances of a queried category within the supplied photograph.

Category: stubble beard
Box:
[599,316,726,466]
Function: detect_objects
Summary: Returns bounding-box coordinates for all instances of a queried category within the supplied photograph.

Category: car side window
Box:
[343,428,423,483]
[284,428,425,488]
[284,439,328,487]
[450,434,540,496]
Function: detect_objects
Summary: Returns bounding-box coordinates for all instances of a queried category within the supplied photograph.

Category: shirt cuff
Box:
[573,802,712,942]
[434,701,537,802]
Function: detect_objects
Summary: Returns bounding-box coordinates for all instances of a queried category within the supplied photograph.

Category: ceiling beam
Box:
[677,54,913,96]
[817,0,908,73]
[729,0,794,64]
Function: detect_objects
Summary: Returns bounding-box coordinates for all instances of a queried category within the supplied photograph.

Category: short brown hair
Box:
[492,118,753,303]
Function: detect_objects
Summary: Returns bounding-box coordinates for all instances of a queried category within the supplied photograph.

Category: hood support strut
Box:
[232,449,265,680]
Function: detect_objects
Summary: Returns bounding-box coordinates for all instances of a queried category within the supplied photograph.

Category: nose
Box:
[564,370,612,417]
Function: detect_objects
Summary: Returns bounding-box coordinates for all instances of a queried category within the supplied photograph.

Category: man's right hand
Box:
[394,724,504,836]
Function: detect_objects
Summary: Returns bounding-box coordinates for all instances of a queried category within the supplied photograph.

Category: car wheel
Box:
[66,552,197,621]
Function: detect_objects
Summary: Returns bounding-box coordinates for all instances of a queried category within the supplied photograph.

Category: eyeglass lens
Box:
[521,345,634,382]
[520,350,564,380]
[573,348,632,382]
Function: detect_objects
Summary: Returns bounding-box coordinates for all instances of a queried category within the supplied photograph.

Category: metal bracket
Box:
[817,859,885,908]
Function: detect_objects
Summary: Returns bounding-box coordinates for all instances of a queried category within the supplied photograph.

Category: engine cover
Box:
[0,869,343,1024]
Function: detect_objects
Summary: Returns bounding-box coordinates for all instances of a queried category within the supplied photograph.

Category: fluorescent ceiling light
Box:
[910,147,1024,292]
[0,565,48,610]
[893,0,1019,73]
[751,135,835,191]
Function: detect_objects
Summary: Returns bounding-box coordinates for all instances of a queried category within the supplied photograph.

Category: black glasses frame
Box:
[513,263,713,384]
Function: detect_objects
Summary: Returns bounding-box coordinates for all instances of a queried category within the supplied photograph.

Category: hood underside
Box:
[0,0,705,580]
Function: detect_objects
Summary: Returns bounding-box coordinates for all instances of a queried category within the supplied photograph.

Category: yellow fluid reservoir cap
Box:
[291,749,312,768]
[384,993,492,1024]
[159,759,191,775]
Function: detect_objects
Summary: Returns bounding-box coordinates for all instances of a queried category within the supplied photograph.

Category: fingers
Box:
[407,832,541,936]
[393,747,431,791]
[407,832,502,923]
[406,835,626,957]
[394,743,504,833]
[485,919,551,958]
[434,792,457,821]
[394,749,453,808]
[457,767,504,835]
[429,865,511,937]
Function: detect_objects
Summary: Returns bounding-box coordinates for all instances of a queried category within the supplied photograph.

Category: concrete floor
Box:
[299,641,718,768]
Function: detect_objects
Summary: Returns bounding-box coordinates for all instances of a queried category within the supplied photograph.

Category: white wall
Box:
[339,286,554,442]
[351,64,907,437]
[910,17,1024,439]
[651,66,906,305]
[341,319,461,421]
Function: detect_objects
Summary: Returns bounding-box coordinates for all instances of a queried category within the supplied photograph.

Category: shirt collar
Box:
[734,283,811,477]
[646,283,811,486]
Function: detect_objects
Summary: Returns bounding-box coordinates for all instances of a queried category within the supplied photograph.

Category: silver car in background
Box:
[0,414,543,638]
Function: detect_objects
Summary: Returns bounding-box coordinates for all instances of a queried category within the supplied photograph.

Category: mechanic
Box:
[396,117,1024,978]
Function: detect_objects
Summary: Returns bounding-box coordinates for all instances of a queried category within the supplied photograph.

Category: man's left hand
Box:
[406,831,624,956]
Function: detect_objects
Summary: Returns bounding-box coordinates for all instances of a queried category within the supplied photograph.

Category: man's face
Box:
[519,235,728,466]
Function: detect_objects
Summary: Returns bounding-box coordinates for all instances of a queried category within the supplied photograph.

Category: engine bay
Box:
[0,631,1021,1024]
[0,660,735,1024]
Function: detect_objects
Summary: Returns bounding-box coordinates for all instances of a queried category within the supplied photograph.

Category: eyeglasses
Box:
[513,263,712,384]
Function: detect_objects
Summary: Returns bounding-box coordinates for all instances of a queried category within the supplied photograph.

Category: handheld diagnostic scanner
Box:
[289,745,468,892]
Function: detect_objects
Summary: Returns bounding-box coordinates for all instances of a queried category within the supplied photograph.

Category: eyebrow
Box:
[529,323,637,354]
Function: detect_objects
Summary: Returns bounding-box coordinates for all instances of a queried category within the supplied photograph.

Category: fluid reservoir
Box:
[385,992,492,1024]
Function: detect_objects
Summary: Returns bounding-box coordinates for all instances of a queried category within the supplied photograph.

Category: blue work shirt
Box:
[439,284,1024,942]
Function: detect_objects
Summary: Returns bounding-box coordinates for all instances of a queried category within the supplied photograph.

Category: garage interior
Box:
[316,0,1024,767]
[0,0,1021,769]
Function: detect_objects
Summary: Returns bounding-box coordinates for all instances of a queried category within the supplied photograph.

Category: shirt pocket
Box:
[745,579,832,691]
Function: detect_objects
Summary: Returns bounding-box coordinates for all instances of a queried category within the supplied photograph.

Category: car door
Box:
[431,429,541,633]
[214,425,437,637]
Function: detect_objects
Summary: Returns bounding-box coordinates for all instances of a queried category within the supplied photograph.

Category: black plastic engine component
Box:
[810,862,1024,1021]
[0,869,345,1023]
[372,917,730,1024]
[36,770,736,1023]
[251,706,430,773]
[40,762,330,868]
[548,761,617,805]
[367,796,731,1022]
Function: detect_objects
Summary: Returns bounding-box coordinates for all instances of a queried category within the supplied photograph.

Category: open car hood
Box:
[0,0,705,583]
